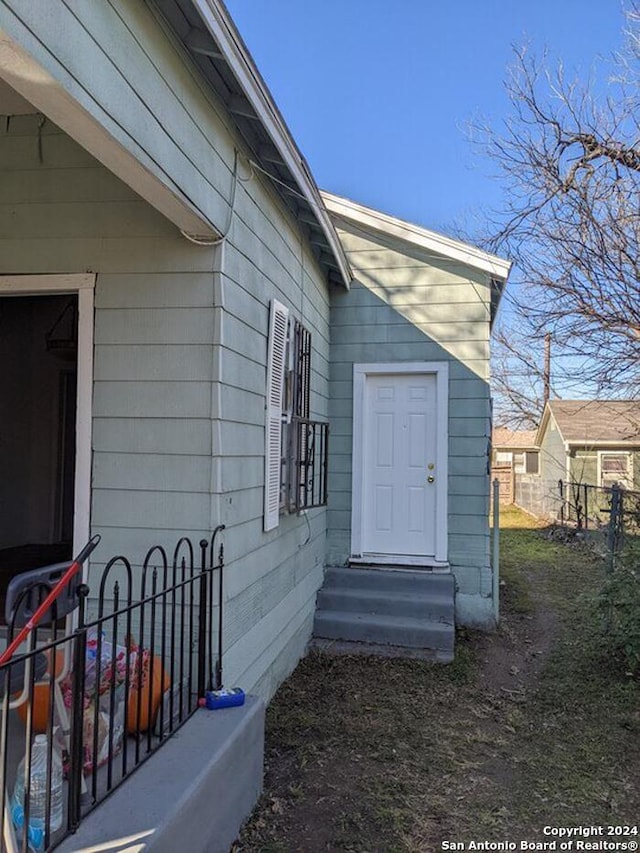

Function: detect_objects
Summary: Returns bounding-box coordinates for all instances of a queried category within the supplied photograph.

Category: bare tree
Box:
[485,5,640,415]
[491,324,546,428]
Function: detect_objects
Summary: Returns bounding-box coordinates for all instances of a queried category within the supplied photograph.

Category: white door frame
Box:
[0,274,95,562]
[351,361,449,566]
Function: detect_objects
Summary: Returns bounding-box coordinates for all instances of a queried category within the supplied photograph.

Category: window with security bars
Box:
[264,300,329,532]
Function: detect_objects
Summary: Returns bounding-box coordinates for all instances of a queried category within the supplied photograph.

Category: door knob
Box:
[427,475,435,483]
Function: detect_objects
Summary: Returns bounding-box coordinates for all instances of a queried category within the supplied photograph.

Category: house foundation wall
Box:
[57,697,265,853]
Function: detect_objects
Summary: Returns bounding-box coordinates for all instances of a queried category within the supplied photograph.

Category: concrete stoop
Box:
[311,567,455,662]
[56,696,265,853]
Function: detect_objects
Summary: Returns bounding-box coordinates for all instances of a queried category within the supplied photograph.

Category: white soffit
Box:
[187,0,352,288]
[0,25,216,239]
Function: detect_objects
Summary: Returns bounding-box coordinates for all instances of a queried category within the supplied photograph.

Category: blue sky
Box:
[224,1,627,240]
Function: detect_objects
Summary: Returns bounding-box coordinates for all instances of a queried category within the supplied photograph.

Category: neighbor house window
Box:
[525,451,539,474]
[264,300,329,531]
[599,452,632,489]
[513,452,526,474]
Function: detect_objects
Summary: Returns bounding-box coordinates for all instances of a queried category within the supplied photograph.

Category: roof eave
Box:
[535,403,552,446]
[489,277,507,329]
[180,0,353,288]
[566,440,640,447]
[321,191,512,282]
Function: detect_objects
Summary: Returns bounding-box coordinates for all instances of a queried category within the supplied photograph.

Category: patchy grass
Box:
[235,507,640,853]
[497,505,555,614]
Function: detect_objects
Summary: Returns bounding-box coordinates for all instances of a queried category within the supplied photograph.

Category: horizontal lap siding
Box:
[328,219,492,623]
[0,116,216,563]
[219,172,330,694]
[0,0,235,231]
[1,25,330,697]
[537,417,567,517]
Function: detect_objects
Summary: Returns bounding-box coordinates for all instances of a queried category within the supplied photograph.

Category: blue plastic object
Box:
[201,688,245,710]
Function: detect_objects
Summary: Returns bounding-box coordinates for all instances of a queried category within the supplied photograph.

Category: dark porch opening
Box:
[0,294,78,623]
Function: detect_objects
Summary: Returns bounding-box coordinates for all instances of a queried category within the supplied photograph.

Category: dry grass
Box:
[234,507,640,853]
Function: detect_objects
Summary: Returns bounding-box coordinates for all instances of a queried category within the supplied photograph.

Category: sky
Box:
[224,1,632,411]
[224,0,628,241]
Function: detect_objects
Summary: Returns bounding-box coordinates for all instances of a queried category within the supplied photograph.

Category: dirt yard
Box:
[234,507,640,852]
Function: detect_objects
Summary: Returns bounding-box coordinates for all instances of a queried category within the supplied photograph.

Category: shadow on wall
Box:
[326,219,493,602]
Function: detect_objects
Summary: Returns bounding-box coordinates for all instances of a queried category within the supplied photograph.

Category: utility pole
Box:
[543,332,551,407]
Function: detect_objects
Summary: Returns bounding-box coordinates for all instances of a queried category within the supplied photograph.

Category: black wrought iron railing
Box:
[289,417,329,511]
[0,527,224,852]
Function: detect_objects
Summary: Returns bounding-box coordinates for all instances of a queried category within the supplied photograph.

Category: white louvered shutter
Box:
[264,299,289,531]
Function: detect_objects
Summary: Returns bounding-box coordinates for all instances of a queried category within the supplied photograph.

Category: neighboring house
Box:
[539,400,640,490]
[491,428,539,504]
[0,1,510,848]
[516,400,640,519]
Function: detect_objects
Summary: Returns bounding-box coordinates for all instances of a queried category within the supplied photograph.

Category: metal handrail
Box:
[0,530,224,851]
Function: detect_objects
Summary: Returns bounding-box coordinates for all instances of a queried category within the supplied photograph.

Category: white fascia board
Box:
[321,191,512,282]
[191,0,352,288]
[535,404,552,447]
[0,27,216,239]
[566,440,640,448]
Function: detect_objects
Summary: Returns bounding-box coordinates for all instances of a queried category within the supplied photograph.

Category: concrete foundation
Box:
[57,695,264,853]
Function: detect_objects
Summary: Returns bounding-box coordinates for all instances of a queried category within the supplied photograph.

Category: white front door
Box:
[352,363,448,565]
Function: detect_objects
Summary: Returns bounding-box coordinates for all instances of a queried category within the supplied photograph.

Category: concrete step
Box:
[313,566,455,660]
[324,566,454,594]
[313,566,456,660]
[309,637,454,664]
[313,610,454,652]
[316,587,453,622]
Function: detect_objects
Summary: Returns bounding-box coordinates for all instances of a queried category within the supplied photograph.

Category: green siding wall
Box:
[0,0,234,234]
[0,107,329,700]
[327,218,494,628]
[215,184,330,697]
[569,451,597,485]
[569,448,640,490]
[539,414,567,514]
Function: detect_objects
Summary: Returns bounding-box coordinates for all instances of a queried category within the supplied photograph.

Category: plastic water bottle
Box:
[12,734,63,850]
